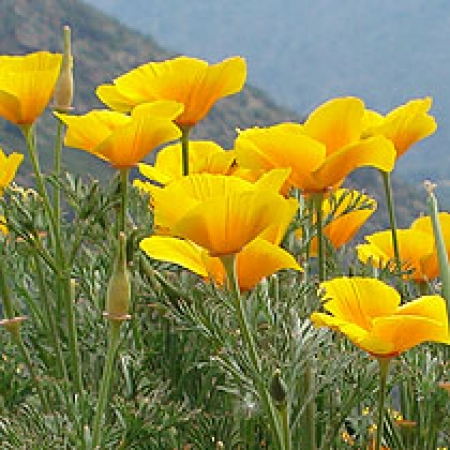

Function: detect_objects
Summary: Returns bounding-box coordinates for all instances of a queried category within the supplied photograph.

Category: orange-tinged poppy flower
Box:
[55,101,183,168]
[140,235,301,291]
[363,97,437,159]
[0,148,24,194]
[235,118,396,194]
[311,277,450,358]
[172,189,297,256]
[96,56,246,128]
[138,140,235,185]
[302,97,365,155]
[297,189,376,255]
[136,170,292,234]
[411,212,450,247]
[0,51,62,126]
[357,229,438,282]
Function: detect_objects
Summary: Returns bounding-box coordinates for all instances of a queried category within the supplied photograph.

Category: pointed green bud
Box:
[270,368,287,409]
[53,25,74,112]
[105,233,131,320]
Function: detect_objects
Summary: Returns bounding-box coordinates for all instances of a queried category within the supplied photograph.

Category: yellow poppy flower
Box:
[136,169,292,234]
[138,140,235,185]
[311,277,450,358]
[297,189,376,255]
[411,212,450,247]
[140,235,301,291]
[96,56,246,128]
[55,101,183,168]
[357,229,438,282]
[172,189,296,256]
[139,171,297,256]
[235,101,396,193]
[0,148,24,194]
[0,51,62,126]
[363,97,437,159]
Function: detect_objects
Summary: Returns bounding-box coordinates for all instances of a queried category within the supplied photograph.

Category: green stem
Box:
[425,184,450,320]
[0,248,15,319]
[375,358,391,450]
[311,193,325,282]
[303,362,317,450]
[280,405,292,450]
[33,253,67,381]
[91,320,121,449]
[22,125,59,246]
[180,126,191,176]
[119,168,129,235]
[53,120,64,229]
[221,254,285,450]
[380,171,402,276]
[65,279,83,392]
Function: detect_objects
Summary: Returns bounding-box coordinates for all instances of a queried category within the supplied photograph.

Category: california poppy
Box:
[235,98,396,193]
[311,277,450,358]
[55,101,183,168]
[0,51,62,126]
[96,56,246,128]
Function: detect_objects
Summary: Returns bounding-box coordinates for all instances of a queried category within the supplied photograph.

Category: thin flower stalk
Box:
[425,181,450,319]
[119,168,129,235]
[221,254,285,450]
[22,124,83,392]
[380,171,402,280]
[91,320,121,448]
[32,251,67,380]
[311,193,326,282]
[53,118,64,229]
[375,358,391,450]
[180,126,191,176]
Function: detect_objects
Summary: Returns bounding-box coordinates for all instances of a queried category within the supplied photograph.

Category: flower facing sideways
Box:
[357,228,439,282]
[96,55,246,128]
[311,277,450,358]
[55,101,183,168]
[234,98,396,193]
[0,51,62,126]
[362,97,437,159]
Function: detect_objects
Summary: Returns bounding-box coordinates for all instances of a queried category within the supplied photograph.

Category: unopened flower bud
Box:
[105,233,131,320]
[53,25,74,112]
[270,368,287,409]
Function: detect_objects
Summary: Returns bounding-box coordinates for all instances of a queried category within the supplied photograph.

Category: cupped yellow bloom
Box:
[0,51,62,126]
[140,235,301,291]
[138,140,235,185]
[311,277,450,357]
[235,102,396,193]
[55,101,183,168]
[297,189,376,255]
[172,189,296,256]
[136,169,292,234]
[138,171,297,256]
[363,97,437,159]
[357,229,438,282]
[0,148,24,194]
[96,56,246,127]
